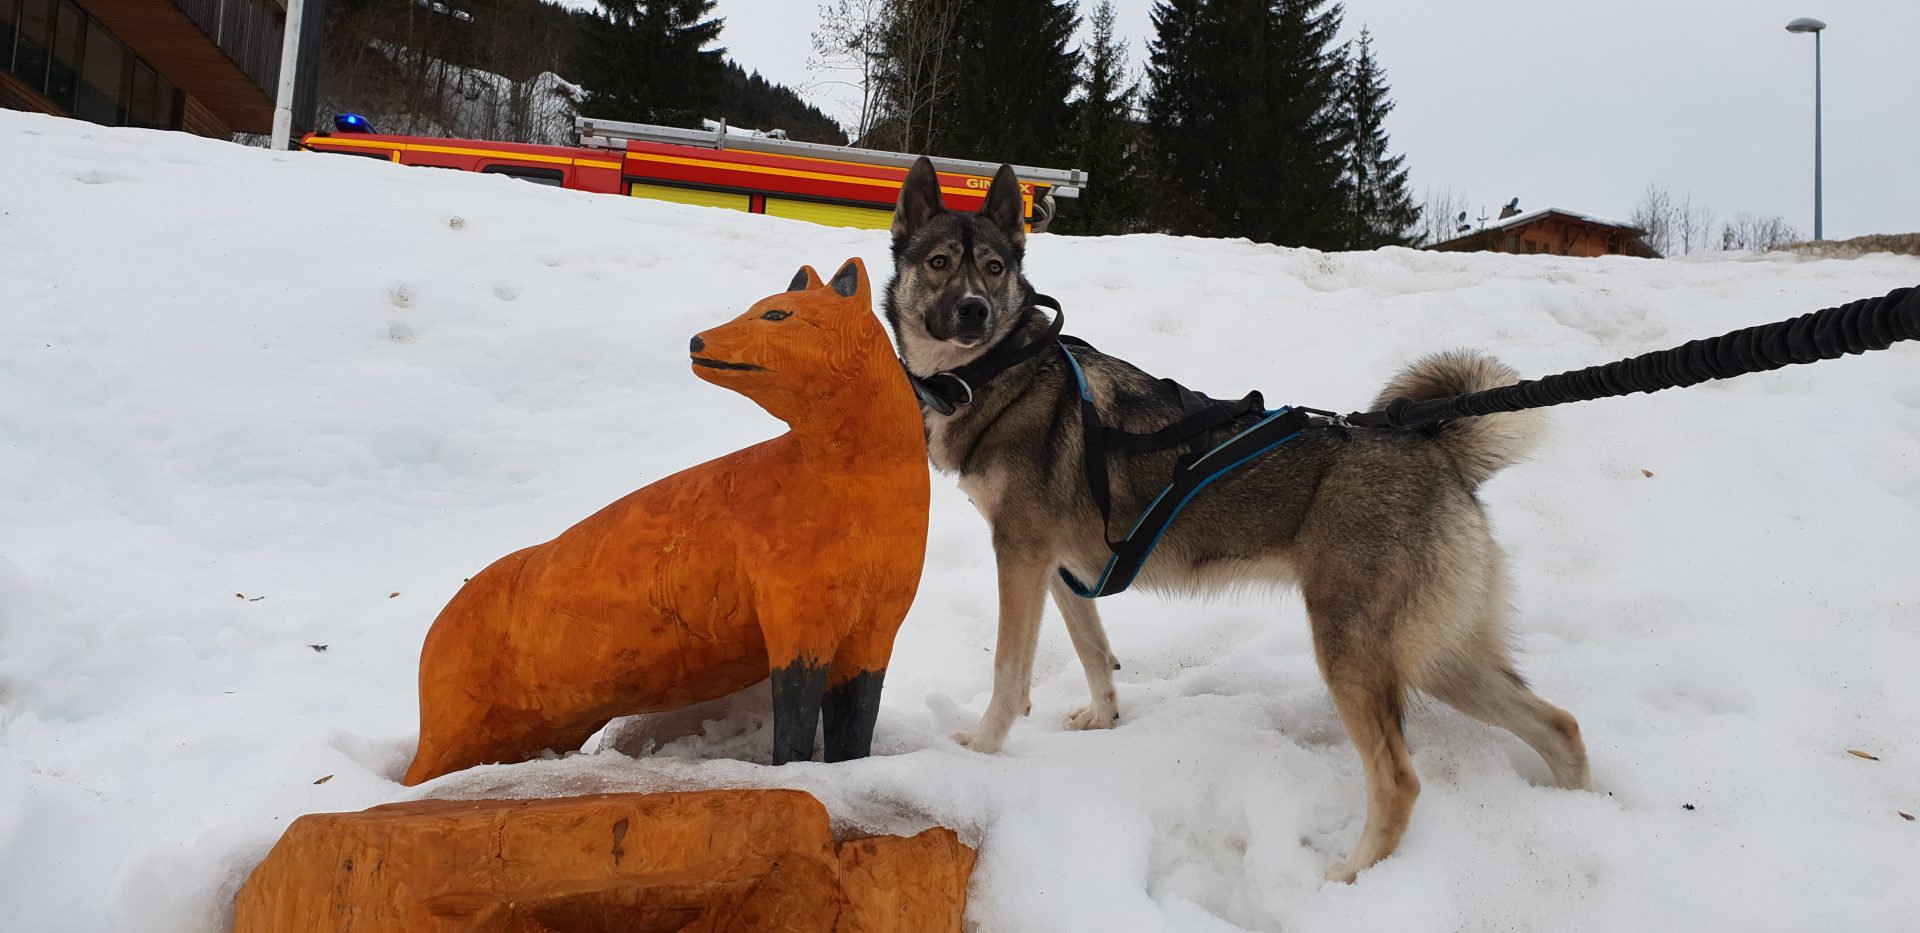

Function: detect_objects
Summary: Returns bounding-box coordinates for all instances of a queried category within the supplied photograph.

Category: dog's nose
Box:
[689,335,705,353]
[956,297,989,319]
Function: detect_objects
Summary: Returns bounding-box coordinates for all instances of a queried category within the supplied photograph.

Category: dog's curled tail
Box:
[1372,350,1544,487]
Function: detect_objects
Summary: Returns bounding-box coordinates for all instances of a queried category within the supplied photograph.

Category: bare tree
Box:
[871,0,962,153]
[808,0,888,142]
[1674,191,1717,256]
[1417,187,1468,245]
[1720,213,1802,252]
[1631,183,1677,257]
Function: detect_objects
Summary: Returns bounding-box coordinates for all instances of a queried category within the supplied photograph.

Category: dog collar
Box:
[904,294,1065,415]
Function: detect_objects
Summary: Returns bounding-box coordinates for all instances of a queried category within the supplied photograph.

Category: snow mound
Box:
[2,110,1917,932]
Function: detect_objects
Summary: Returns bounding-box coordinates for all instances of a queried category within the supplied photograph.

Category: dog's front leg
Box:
[956,544,1051,753]
[1048,574,1120,730]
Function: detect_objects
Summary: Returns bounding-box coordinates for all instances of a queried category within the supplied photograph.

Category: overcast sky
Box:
[711,0,1915,240]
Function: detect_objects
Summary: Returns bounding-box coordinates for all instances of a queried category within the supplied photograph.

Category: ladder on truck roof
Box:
[575,116,1088,198]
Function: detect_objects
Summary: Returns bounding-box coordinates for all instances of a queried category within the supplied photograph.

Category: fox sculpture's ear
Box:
[981,163,1027,253]
[892,157,945,248]
[830,258,866,299]
[788,265,825,292]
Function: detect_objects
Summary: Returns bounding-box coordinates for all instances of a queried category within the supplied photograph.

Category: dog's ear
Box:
[892,157,945,246]
[788,265,824,292]
[830,257,866,299]
[980,163,1027,251]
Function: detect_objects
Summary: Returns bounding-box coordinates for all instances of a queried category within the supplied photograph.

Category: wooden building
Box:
[1427,206,1660,258]
[1,0,320,137]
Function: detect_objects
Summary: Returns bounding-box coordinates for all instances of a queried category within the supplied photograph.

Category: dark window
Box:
[127,59,176,129]
[481,164,565,187]
[73,20,123,124]
[12,0,49,93]
[45,0,79,110]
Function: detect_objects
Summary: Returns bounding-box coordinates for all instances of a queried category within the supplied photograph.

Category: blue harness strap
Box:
[1056,342,1311,598]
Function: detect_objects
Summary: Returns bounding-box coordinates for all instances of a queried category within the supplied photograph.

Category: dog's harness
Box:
[905,285,1920,599]
[906,298,1328,599]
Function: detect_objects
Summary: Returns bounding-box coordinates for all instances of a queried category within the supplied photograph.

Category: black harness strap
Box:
[1056,336,1264,547]
[902,301,1307,599]
[1057,342,1308,598]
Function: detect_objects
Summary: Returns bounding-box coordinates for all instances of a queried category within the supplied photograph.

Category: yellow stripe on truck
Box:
[627,183,752,212]
[763,198,894,230]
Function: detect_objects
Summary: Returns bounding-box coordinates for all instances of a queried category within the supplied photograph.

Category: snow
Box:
[3,109,1918,932]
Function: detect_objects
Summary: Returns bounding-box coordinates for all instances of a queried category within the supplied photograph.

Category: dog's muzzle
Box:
[947,296,991,344]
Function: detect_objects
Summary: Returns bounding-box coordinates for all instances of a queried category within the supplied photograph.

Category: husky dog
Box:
[884,157,1590,882]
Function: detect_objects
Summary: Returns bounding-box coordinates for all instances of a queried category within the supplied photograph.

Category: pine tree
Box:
[1336,29,1419,248]
[1054,0,1145,235]
[938,0,1079,165]
[1146,0,1349,247]
[576,0,726,127]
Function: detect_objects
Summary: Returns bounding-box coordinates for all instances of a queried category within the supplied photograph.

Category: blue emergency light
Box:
[334,113,377,134]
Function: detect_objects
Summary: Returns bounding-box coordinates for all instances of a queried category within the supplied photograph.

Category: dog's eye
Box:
[760,310,791,321]
[985,260,1004,275]
[927,255,949,270]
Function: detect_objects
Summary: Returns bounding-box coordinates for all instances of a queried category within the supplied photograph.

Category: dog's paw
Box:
[952,730,1006,754]
[1066,703,1118,731]
[1322,863,1361,885]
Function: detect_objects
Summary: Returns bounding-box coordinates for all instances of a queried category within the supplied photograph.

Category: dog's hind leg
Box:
[1424,657,1590,791]
[1049,574,1120,731]
[1308,596,1420,883]
[956,547,1051,754]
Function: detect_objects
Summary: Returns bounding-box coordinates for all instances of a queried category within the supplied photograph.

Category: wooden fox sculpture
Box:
[402,258,930,786]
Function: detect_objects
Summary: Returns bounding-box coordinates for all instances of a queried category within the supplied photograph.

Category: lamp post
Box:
[1785,17,1826,240]
[270,0,308,151]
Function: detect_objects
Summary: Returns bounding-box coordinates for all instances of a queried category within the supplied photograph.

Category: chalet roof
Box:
[1430,206,1646,251]
[1487,206,1641,233]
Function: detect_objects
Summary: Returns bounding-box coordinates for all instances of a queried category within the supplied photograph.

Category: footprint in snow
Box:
[389,284,414,308]
[72,168,137,185]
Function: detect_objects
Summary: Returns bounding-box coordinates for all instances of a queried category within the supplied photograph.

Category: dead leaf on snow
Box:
[313,774,333,785]
[1847,749,1880,761]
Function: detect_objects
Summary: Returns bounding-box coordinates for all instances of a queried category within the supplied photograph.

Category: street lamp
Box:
[1785,17,1826,240]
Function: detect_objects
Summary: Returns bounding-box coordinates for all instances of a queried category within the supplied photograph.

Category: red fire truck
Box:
[299,115,1087,232]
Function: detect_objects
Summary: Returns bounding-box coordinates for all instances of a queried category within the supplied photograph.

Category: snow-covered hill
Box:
[2,110,1916,932]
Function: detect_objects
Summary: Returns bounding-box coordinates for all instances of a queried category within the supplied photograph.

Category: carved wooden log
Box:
[232,790,973,933]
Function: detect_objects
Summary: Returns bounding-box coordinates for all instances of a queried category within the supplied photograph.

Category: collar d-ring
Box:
[931,372,973,406]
